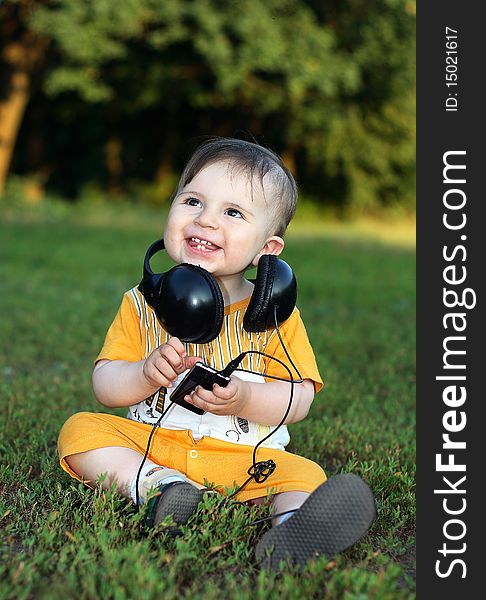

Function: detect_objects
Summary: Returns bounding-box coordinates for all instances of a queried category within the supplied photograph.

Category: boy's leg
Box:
[66,446,205,529]
[66,446,148,498]
[59,414,208,531]
[271,491,310,527]
[66,446,206,496]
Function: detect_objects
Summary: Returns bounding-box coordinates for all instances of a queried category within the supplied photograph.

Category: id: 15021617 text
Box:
[445,27,458,112]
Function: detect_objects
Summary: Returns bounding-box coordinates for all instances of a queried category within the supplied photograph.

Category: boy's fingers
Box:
[184,356,202,370]
[184,391,203,408]
[145,363,173,388]
[186,392,214,413]
[193,386,226,405]
[158,344,184,371]
[167,337,186,357]
[188,387,206,406]
[212,383,234,398]
[153,356,178,381]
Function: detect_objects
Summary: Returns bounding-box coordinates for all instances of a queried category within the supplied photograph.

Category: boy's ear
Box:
[252,236,285,267]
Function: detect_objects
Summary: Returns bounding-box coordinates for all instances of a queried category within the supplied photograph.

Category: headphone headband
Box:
[142,238,166,281]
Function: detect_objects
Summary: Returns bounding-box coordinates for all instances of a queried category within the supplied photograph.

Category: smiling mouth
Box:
[187,237,221,252]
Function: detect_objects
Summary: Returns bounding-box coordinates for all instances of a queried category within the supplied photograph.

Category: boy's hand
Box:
[142,337,201,389]
[185,376,251,416]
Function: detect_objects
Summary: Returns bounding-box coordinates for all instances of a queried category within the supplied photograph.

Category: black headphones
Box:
[138,238,297,344]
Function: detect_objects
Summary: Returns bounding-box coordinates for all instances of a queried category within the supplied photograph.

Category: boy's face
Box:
[164,161,284,279]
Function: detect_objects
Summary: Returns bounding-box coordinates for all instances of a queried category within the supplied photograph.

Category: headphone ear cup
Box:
[137,238,224,343]
[158,264,224,343]
[138,273,164,309]
[243,255,297,332]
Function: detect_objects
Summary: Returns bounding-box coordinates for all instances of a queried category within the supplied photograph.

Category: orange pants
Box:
[58,412,326,502]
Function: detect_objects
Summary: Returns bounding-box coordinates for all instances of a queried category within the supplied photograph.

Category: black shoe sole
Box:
[150,482,204,531]
[255,474,376,570]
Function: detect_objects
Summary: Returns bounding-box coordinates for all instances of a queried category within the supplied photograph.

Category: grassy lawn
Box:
[0,209,415,599]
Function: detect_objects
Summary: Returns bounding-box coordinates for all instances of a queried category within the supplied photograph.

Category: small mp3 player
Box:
[168,362,230,415]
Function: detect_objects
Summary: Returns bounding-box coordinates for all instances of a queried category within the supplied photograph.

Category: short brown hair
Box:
[173,137,297,237]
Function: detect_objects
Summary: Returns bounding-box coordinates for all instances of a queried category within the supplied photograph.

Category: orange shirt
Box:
[96,286,323,449]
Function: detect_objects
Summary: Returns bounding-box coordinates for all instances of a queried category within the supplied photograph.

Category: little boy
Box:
[58,138,374,569]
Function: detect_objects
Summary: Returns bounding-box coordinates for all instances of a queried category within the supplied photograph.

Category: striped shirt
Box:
[97,286,323,450]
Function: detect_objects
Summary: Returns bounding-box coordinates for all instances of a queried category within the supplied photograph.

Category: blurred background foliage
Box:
[0,0,415,217]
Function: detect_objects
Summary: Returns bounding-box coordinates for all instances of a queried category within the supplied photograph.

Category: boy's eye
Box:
[185,197,202,207]
[226,208,243,219]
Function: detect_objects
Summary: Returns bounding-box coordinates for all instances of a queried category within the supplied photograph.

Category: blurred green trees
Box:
[0,0,415,215]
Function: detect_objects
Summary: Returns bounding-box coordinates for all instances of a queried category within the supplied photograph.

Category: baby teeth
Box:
[192,237,213,247]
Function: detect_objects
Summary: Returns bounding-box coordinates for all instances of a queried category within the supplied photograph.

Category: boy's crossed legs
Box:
[66,446,308,527]
[66,445,376,570]
[61,414,376,569]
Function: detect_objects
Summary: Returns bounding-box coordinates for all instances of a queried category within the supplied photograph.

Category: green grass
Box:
[0,210,415,599]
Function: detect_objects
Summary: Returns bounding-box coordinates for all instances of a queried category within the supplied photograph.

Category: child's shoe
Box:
[138,466,205,533]
[146,481,204,532]
[255,473,376,570]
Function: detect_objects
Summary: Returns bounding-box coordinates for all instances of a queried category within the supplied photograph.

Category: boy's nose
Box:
[194,207,218,229]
